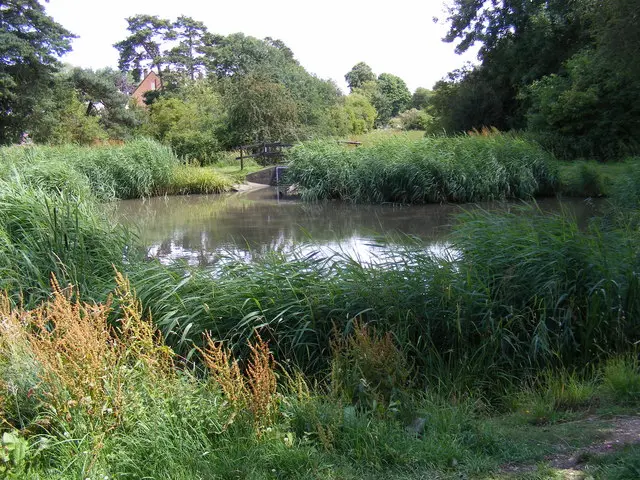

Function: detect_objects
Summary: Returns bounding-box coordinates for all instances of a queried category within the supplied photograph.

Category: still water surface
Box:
[114,186,601,266]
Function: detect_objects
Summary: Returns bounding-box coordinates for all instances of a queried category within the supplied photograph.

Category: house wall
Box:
[132,71,161,106]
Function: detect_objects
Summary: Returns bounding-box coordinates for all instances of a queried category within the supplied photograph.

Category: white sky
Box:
[45,0,479,93]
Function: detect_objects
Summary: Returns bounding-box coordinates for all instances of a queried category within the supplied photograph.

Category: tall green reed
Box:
[0,181,136,306]
[286,135,558,203]
[127,206,640,389]
[0,139,178,200]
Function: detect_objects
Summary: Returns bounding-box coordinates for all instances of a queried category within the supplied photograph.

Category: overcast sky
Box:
[45,0,479,93]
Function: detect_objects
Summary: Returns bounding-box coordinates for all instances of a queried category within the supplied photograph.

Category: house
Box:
[132,70,162,107]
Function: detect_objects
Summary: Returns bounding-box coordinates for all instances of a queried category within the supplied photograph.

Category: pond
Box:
[114,186,602,266]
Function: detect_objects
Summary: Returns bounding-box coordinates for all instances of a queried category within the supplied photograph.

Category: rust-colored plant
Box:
[0,273,174,434]
[246,333,277,425]
[200,335,247,412]
[331,319,409,409]
[201,332,278,428]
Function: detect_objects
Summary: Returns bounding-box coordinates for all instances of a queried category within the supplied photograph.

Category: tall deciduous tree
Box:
[344,62,375,92]
[377,73,411,119]
[411,87,432,110]
[0,0,75,143]
[220,73,299,147]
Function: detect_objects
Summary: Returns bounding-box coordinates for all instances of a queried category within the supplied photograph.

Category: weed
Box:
[602,355,640,404]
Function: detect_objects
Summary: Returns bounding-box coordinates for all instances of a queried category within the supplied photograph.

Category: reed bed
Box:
[286,135,558,203]
[126,207,640,389]
[0,181,135,306]
[161,164,233,195]
[0,139,179,200]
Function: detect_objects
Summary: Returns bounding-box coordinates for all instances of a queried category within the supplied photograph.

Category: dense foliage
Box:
[286,134,557,203]
[432,0,640,159]
[0,0,75,144]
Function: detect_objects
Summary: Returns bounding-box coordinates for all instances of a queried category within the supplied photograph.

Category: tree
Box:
[69,67,138,138]
[377,73,411,119]
[344,62,376,92]
[165,16,208,81]
[411,87,432,110]
[145,82,223,163]
[436,0,596,135]
[524,0,640,158]
[429,66,508,133]
[202,32,294,78]
[0,0,75,144]
[343,93,376,134]
[220,73,299,147]
[29,73,107,144]
[114,15,172,83]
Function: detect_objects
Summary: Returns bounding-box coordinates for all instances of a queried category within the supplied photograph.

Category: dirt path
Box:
[232,182,271,193]
[501,416,640,477]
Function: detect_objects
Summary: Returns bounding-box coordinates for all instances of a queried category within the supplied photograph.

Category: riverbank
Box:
[2,279,640,479]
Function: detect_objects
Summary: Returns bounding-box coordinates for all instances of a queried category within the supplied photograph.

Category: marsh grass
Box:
[125,205,640,396]
[286,134,558,203]
[161,164,232,195]
[0,139,178,200]
[0,181,135,306]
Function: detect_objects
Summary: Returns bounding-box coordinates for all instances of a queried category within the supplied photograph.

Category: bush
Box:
[396,108,432,131]
[166,129,223,165]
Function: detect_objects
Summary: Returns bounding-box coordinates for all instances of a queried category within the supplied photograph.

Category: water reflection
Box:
[114,187,601,266]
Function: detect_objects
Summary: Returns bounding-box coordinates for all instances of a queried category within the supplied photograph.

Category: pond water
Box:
[114,186,602,266]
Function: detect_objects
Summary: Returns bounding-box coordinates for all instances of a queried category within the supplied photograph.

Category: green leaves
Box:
[0,431,28,476]
[0,0,75,143]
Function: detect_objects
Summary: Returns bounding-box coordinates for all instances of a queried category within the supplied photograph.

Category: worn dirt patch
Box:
[501,416,640,476]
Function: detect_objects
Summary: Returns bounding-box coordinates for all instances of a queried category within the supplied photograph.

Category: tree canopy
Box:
[0,0,75,143]
[345,62,376,92]
[432,0,640,158]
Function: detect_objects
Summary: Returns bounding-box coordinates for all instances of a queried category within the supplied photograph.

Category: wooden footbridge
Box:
[236,142,293,170]
[237,140,362,188]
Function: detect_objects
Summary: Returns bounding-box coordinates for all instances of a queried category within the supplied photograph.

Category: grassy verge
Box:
[286,134,558,203]
[1,283,639,479]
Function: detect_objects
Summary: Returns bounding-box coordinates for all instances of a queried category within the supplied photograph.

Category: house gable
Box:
[132,71,162,107]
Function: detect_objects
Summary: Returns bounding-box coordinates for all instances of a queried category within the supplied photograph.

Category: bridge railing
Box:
[235,142,293,170]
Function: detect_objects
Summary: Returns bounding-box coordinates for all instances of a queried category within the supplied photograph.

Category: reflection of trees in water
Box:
[119,192,602,266]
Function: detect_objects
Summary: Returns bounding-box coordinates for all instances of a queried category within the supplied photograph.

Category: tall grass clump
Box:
[286,134,558,203]
[126,207,640,391]
[451,206,640,370]
[0,180,135,306]
[0,139,179,200]
[162,164,233,195]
